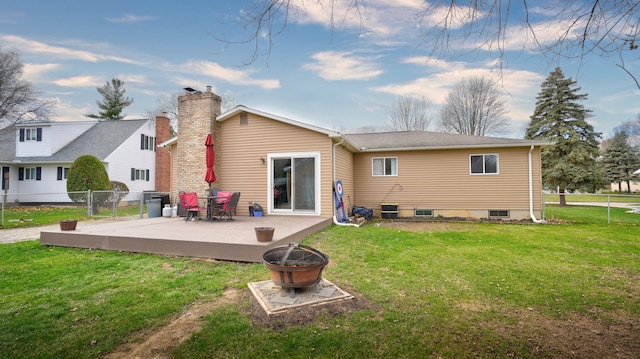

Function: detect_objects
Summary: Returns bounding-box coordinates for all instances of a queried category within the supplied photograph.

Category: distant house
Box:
[161,88,550,221]
[0,119,159,203]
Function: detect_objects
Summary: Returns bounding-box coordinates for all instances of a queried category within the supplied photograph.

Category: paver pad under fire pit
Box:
[248,278,354,315]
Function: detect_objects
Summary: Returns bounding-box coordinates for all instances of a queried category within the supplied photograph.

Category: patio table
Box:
[199,196,227,221]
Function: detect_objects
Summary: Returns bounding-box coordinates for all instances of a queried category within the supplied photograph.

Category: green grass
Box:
[1,207,639,358]
[0,205,143,229]
[545,204,640,225]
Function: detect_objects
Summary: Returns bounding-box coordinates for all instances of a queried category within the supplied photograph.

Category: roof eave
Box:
[218,105,341,138]
[358,141,553,152]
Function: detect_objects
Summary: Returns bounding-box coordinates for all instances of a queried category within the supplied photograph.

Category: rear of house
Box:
[345,132,547,221]
[163,87,547,222]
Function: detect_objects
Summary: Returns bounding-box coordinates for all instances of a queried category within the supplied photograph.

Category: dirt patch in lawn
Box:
[377,220,481,232]
[491,308,640,358]
[104,288,244,359]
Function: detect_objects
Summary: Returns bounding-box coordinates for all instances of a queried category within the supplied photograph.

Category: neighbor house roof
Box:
[12,119,150,164]
[0,124,17,163]
[343,131,552,152]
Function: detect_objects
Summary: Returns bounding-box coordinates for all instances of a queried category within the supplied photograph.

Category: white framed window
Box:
[140,134,156,151]
[372,157,398,176]
[135,169,146,181]
[25,129,37,141]
[25,167,37,180]
[470,154,498,174]
[57,167,70,180]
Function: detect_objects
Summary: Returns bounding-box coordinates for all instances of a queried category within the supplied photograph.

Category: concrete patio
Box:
[40,215,333,263]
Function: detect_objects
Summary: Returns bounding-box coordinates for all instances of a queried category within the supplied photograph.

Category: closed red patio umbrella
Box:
[204,133,216,187]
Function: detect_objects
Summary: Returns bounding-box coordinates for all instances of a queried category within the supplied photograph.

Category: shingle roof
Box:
[343,131,551,152]
[0,124,17,162]
[14,119,149,163]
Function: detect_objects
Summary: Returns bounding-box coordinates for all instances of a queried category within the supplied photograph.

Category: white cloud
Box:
[181,60,280,89]
[0,35,140,64]
[107,14,155,23]
[303,51,383,81]
[23,63,60,80]
[53,75,103,87]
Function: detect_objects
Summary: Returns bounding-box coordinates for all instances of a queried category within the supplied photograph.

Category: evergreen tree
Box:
[85,78,134,120]
[601,131,640,193]
[525,67,602,205]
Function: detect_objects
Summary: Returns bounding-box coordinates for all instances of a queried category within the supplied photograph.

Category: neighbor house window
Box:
[19,128,42,142]
[18,167,42,181]
[470,154,498,174]
[131,168,150,181]
[57,167,70,180]
[140,134,155,151]
[372,157,398,176]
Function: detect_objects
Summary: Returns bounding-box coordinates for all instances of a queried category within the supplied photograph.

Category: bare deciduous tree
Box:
[224,1,640,87]
[146,91,240,135]
[0,48,53,126]
[438,76,510,136]
[388,95,432,131]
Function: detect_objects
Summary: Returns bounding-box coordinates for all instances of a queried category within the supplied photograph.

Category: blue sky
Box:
[1,0,639,140]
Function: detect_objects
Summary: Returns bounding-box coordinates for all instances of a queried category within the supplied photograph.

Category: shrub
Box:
[66,155,112,214]
[110,181,129,207]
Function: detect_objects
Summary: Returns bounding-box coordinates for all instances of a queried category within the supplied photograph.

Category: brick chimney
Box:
[176,86,221,194]
[154,113,171,193]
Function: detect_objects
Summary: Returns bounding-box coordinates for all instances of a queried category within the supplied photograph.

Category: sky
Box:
[1,0,639,140]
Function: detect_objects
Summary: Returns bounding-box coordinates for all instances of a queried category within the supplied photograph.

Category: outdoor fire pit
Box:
[262,243,329,298]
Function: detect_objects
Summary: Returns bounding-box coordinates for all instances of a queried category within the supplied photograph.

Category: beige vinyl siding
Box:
[217,113,335,217]
[334,143,354,209]
[353,146,543,218]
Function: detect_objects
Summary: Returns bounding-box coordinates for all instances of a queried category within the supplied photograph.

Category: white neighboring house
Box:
[0,119,157,203]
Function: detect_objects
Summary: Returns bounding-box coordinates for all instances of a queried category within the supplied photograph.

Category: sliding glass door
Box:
[270,153,319,214]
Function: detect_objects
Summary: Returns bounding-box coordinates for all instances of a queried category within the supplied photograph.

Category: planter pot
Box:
[60,220,78,231]
[255,227,275,242]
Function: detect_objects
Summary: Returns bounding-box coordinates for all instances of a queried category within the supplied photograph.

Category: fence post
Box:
[1,193,5,228]
[607,194,611,224]
[87,189,92,217]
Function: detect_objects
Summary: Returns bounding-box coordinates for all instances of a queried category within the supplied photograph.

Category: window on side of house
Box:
[489,209,509,218]
[57,167,70,180]
[19,167,41,181]
[131,168,150,181]
[140,134,156,151]
[19,128,42,142]
[372,157,398,176]
[470,154,498,174]
[415,209,434,217]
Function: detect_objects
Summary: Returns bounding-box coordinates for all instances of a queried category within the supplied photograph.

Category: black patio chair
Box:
[217,192,241,220]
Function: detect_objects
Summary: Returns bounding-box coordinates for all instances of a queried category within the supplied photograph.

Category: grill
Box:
[262,243,329,298]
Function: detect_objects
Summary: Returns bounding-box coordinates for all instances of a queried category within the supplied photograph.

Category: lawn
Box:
[0,205,143,229]
[1,208,639,358]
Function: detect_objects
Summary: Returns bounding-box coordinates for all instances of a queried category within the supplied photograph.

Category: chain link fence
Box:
[1,190,171,228]
[543,192,640,224]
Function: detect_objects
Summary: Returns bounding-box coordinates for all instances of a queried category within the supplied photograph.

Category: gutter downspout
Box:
[528,145,543,223]
[333,137,359,227]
